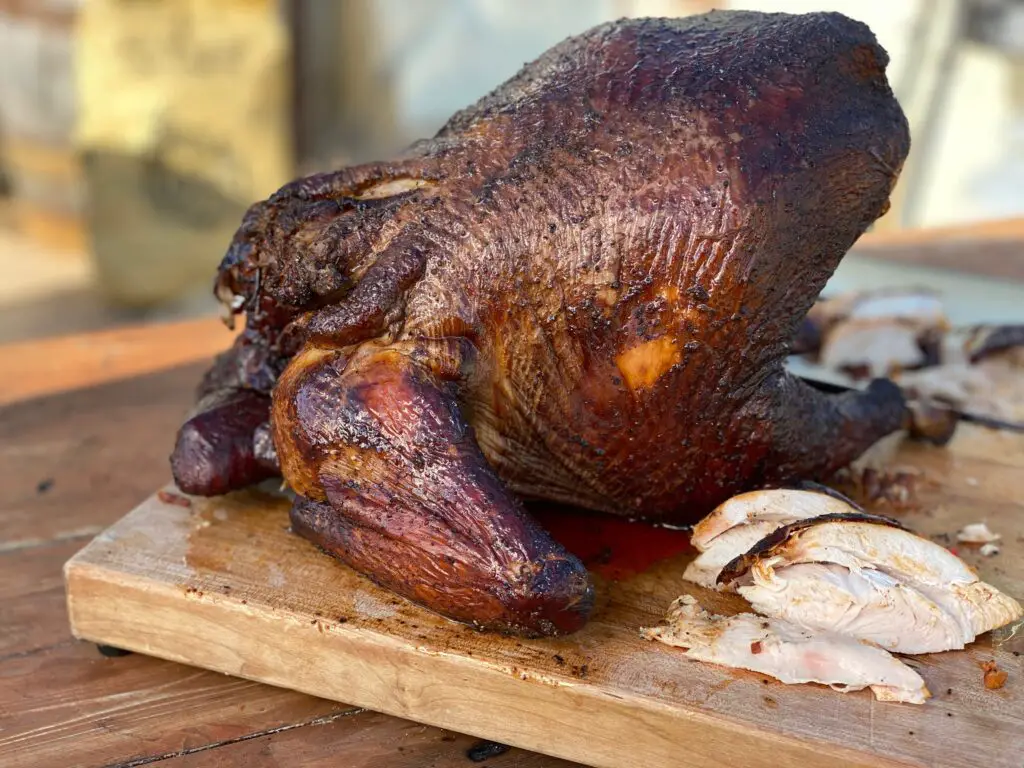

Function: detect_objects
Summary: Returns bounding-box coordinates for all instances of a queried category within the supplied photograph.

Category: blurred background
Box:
[0,0,1022,343]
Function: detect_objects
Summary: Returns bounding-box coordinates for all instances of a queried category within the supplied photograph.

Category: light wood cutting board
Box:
[65,423,1024,768]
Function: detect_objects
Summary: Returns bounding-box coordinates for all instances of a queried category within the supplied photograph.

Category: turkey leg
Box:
[757,373,908,484]
[273,343,595,636]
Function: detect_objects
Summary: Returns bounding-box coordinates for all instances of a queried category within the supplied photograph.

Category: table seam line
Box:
[101,707,368,768]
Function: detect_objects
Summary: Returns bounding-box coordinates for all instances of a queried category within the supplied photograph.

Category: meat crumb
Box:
[957,522,1001,544]
[856,467,921,510]
[158,490,193,508]
[981,661,1008,690]
[750,641,764,655]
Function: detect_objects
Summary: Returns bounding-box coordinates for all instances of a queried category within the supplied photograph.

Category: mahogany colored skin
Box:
[715,511,906,587]
[277,344,595,636]
[171,326,289,494]
[172,12,912,635]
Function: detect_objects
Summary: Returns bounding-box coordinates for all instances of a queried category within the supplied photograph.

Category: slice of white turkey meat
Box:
[737,562,967,653]
[819,319,926,378]
[641,595,930,704]
[685,488,860,590]
[690,488,856,551]
[845,289,947,328]
[718,518,1023,652]
[685,522,785,589]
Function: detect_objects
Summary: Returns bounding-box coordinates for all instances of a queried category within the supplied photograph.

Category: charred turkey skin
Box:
[172,12,911,635]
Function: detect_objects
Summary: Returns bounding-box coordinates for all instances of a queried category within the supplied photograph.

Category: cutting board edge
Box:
[63,541,911,768]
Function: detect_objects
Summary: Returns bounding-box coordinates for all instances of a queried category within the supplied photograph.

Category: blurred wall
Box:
[309,0,713,161]
[336,0,1023,231]
[75,0,293,307]
[0,0,82,251]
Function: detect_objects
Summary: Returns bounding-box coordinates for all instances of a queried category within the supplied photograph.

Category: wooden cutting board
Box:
[65,423,1024,768]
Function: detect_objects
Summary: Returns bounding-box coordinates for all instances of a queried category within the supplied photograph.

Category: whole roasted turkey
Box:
[172,11,919,636]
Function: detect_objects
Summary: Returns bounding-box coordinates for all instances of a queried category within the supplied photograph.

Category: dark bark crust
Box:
[171,11,914,635]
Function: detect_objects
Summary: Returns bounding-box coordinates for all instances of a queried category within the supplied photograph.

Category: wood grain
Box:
[0,364,202,547]
[0,642,354,768]
[0,540,83,658]
[0,316,234,407]
[860,216,1024,247]
[65,424,1024,768]
[164,710,575,767]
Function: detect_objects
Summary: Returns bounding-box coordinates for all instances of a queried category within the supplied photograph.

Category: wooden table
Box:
[1,219,1022,768]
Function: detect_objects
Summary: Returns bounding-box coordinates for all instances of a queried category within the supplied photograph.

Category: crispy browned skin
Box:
[715,511,906,587]
[171,11,913,635]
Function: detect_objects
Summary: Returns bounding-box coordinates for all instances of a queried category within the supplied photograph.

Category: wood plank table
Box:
[1,218,1022,767]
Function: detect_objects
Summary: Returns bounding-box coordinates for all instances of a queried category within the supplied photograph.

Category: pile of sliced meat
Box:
[794,288,1024,422]
[643,488,1023,704]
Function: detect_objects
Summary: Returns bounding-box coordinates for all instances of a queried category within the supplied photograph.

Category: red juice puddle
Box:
[528,501,694,581]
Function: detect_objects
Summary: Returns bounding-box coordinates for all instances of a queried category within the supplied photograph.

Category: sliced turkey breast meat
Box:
[737,561,966,653]
[718,517,1023,653]
[690,488,857,550]
[819,319,927,378]
[642,595,930,704]
[845,289,947,327]
[685,522,792,589]
[685,488,858,589]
